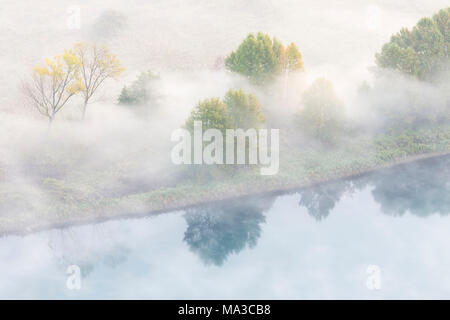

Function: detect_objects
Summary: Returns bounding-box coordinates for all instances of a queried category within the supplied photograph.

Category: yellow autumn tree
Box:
[273,40,305,97]
[73,42,124,119]
[22,50,83,124]
[284,43,304,73]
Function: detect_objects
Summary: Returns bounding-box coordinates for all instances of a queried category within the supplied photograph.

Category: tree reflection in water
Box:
[298,155,450,220]
[370,156,450,217]
[299,181,353,221]
[183,197,275,266]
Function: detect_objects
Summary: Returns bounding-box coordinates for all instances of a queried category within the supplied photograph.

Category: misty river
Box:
[0,155,449,299]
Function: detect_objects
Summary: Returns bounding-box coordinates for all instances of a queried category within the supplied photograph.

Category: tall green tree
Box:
[185,98,231,133]
[225,32,304,85]
[184,91,265,177]
[297,78,345,143]
[186,90,265,132]
[375,8,449,81]
[223,89,265,129]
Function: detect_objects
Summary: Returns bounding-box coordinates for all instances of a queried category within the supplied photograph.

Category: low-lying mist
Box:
[0,1,449,233]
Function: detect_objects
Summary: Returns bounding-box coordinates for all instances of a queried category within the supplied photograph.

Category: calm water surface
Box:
[0,156,449,299]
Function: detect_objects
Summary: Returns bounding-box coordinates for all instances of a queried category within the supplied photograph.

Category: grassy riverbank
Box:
[1,124,450,236]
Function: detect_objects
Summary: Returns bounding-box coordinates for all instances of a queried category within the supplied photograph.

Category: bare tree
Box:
[22,51,82,125]
[74,42,124,119]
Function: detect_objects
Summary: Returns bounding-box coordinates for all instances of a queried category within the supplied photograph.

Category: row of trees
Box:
[224,32,347,144]
[24,7,448,140]
[181,32,346,145]
[23,42,123,124]
[295,8,449,142]
[192,7,447,143]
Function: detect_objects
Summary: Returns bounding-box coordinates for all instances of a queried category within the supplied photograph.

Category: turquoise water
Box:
[0,156,449,299]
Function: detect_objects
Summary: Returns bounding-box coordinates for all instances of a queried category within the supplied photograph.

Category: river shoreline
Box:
[2,150,449,238]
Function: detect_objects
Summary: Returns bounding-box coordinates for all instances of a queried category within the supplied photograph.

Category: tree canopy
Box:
[185,89,265,132]
[118,71,160,106]
[223,89,265,129]
[22,50,83,123]
[185,98,231,133]
[297,78,345,143]
[74,42,124,118]
[225,32,304,84]
[375,8,449,81]
[23,43,123,123]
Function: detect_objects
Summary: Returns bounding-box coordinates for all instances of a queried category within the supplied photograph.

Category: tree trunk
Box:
[47,116,54,133]
[283,69,289,99]
[82,99,88,120]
